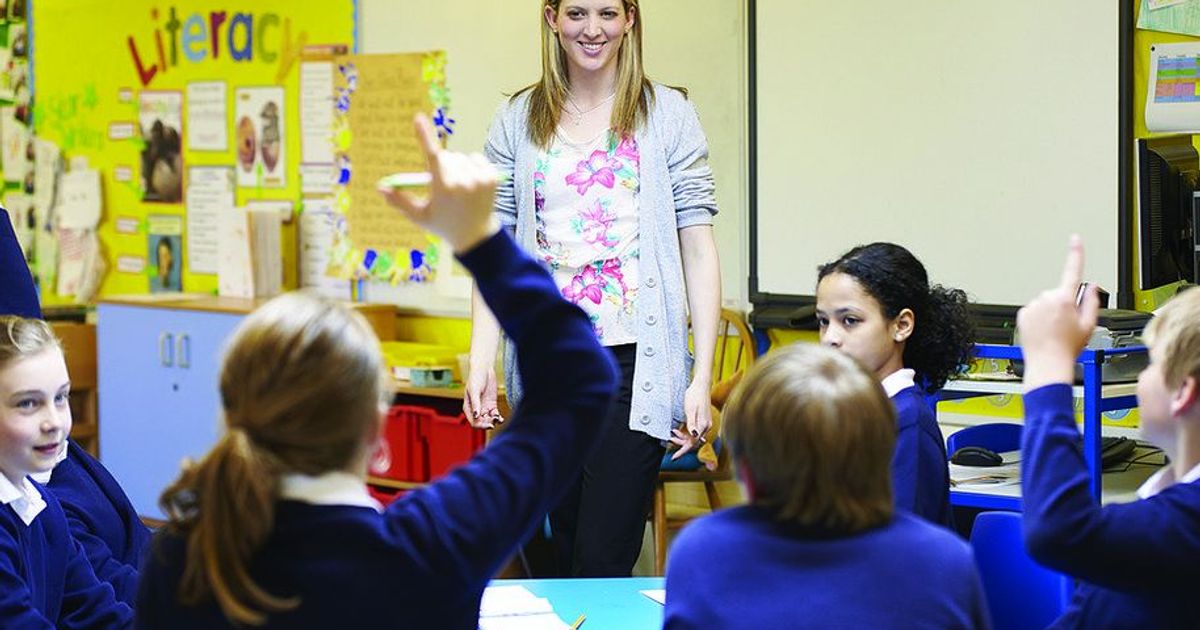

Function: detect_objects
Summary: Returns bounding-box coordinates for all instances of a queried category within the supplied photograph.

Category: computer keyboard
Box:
[1100,436,1136,468]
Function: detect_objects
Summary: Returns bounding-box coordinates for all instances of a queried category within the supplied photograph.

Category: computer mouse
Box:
[950,445,1004,467]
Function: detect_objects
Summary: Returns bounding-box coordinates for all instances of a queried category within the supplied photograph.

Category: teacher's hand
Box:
[669,380,714,460]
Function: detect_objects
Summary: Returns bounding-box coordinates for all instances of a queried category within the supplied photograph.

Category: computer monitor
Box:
[1138,136,1198,291]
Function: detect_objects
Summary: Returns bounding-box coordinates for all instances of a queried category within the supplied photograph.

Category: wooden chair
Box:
[652,307,756,575]
[51,321,99,457]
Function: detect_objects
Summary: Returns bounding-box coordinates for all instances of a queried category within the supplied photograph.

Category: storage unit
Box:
[97,295,395,521]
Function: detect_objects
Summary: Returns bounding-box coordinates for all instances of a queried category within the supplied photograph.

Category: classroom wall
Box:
[358,0,749,311]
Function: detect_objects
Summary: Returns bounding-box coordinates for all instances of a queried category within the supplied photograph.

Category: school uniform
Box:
[32,440,151,607]
[0,474,132,628]
[664,505,990,629]
[1022,385,1200,629]
[135,230,618,629]
[883,369,953,527]
[0,208,40,319]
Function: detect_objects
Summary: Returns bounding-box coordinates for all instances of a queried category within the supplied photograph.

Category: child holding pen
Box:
[134,114,618,628]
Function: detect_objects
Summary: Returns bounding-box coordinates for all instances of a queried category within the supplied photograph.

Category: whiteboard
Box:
[752,1,1121,306]
[358,0,748,314]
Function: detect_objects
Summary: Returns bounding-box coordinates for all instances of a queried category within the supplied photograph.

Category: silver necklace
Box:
[567,92,615,126]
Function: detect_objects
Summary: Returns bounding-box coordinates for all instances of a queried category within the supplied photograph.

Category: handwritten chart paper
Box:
[330,51,449,283]
[186,81,228,152]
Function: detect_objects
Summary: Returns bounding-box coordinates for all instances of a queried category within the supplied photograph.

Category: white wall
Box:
[359,0,749,311]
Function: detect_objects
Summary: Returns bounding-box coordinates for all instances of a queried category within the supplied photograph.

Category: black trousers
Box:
[549,343,666,577]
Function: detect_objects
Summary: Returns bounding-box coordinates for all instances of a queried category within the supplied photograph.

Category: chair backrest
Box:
[711,307,756,382]
[946,422,1023,455]
[970,511,1072,630]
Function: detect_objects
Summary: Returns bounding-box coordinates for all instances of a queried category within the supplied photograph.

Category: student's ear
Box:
[735,458,758,501]
[891,308,915,344]
[1172,375,1199,417]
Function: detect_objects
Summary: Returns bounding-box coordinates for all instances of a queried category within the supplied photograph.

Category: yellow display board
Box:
[32,0,354,297]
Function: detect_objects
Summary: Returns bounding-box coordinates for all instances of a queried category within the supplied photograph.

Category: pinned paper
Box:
[147,215,183,292]
[185,166,234,274]
[187,81,229,152]
[235,87,286,188]
[55,169,102,230]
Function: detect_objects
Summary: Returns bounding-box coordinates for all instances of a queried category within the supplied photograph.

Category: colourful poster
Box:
[235,86,286,188]
[31,0,355,298]
[138,91,184,202]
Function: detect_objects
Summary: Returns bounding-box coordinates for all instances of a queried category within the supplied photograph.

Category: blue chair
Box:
[947,422,1023,455]
[970,511,1073,630]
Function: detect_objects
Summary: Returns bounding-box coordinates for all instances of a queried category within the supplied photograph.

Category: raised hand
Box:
[1015,235,1100,391]
[378,114,500,254]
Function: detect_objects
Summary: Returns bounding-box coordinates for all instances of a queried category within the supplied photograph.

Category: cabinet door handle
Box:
[177,334,191,369]
[159,332,175,367]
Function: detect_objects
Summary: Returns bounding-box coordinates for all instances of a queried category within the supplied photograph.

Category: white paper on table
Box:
[479,586,555,617]
[55,169,102,230]
[217,207,254,298]
[1146,42,1200,132]
[299,199,350,299]
[185,166,234,274]
[300,61,335,164]
[640,589,666,605]
[187,81,229,151]
[478,614,570,630]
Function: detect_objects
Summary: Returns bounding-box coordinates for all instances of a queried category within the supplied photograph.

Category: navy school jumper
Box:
[1022,385,1200,629]
[136,230,618,629]
[0,481,132,628]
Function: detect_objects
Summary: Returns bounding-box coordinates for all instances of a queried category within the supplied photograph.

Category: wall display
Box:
[32,0,355,297]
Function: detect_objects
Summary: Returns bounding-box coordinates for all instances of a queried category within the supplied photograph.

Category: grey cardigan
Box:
[484,83,718,441]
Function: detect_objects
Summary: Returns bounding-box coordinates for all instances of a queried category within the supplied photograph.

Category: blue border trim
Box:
[352,0,360,53]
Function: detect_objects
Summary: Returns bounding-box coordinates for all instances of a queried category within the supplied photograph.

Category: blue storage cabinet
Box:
[97,301,243,519]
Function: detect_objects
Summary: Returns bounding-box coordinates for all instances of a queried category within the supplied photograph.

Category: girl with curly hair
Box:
[816,243,974,527]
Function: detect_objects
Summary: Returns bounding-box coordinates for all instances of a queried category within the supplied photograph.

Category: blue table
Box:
[489,577,665,629]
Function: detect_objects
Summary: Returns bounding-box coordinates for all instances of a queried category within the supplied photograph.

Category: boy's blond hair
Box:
[723,344,895,533]
[1145,287,1200,388]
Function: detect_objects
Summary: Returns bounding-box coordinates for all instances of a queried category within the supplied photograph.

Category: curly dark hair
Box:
[817,243,975,391]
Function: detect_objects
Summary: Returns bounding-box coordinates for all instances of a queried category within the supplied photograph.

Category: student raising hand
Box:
[1016,235,1101,391]
[378,114,500,255]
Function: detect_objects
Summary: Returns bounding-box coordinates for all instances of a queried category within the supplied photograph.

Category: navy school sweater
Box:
[664,506,990,629]
[0,481,132,628]
[891,385,953,528]
[1022,385,1200,629]
[135,230,618,629]
[0,208,40,319]
[45,441,151,607]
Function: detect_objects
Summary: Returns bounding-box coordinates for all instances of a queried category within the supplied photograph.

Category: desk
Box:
[938,343,1146,510]
[488,578,664,630]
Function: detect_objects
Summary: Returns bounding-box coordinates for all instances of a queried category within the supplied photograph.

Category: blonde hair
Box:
[525,0,655,147]
[159,292,390,626]
[722,344,896,533]
[1144,287,1200,388]
[0,316,60,370]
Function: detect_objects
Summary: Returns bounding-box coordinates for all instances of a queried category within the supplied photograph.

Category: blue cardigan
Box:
[0,481,132,628]
[891,385,953,527]
[46,441,151,607]
[1022,385,1200,628]
[664,506,989,629]
[0,208,40,319]
[135,230,618,629]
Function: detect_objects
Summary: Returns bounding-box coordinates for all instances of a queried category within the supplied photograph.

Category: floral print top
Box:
[535,129,640,345]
